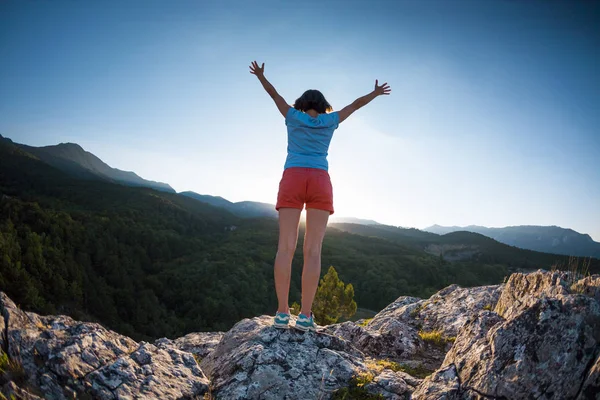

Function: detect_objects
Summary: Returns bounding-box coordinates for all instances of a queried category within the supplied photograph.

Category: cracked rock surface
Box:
[326,284,502,372]
[200,315,417,399]
[3,270,600,399]
[0,292,209,399]
[155,331,224,359]
[414,270,600,400]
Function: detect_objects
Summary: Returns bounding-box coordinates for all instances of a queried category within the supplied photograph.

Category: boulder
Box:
[85,342,209,399]
[200,315,414,399]
[572,275,600,303]
[0,292,209,399]
[494,269,569,319]
[415,271,600,400]
[326,284,501,372]
[326,319,421,361]
[159,331,224,359]
[408,284,502,337]
[411,364,460,400]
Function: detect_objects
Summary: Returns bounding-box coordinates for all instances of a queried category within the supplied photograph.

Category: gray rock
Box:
[365,369,410,400]
[577,353,600,400]
[412,364,461,400]
[200,315,413,399]
[85,342,209,399]
[494,269,569,319]
[326,284,501,373]
[1,381,44,399]
[0,292,209,399]
[409,284,502,337]
[155,331,223,359]
[4,269,600,400]
[572,275,600,303]
[326,320,421,361]
[415,270,600,400]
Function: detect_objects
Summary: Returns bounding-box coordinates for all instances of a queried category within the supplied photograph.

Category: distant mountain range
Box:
[180,192,277,218]
[2,134,597,259]
[424,224,600,258]
[0,135,175,193]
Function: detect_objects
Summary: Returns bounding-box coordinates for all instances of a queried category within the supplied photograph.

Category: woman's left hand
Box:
[249,61,265,78]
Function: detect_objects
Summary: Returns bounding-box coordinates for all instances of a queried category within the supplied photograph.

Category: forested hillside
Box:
[1,136,595,341]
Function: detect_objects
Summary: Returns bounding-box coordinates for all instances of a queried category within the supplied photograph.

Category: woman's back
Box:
[284,108,340,171]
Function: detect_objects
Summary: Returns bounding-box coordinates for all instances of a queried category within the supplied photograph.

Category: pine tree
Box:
[312,266,357,325]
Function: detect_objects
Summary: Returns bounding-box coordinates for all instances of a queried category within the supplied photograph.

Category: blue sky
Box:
[1,0,599,240]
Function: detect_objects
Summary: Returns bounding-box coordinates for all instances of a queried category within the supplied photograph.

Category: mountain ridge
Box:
[180,191,278,218]
[425,224,600,258]
[6,134,596,259]
[2,135,176,193]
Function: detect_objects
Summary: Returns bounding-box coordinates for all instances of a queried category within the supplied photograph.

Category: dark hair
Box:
[293,89,333,114]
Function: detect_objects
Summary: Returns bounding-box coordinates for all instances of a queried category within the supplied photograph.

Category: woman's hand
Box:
[249,61,265,78]
[374,80,391,96]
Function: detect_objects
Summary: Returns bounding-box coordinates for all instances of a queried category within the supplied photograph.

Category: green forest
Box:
[1,137,596,341]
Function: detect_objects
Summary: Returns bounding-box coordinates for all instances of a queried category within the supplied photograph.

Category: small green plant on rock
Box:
[369,358,433,379]
[552,256,591,292]
[410,303,423,318]
[0,350,26,385]
[357,318,372,327]
[396,363,433,379]
[483,303,493,311]
[290,302,301,316]
[418,329,455,348]
[566,257,592,294]
[374,359,401,372]
[331,372,384,400]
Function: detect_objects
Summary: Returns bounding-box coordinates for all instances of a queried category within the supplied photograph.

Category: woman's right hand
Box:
[249,61,265,78]
[374,80,391,96]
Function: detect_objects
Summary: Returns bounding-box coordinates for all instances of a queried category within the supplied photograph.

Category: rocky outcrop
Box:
[200,315,418,399]
[0,293,209,399]
[494,269,570,319]
[415,270,600,400]
[325,296,423,362]
[326,284,502,372]
[155,331,224,359]
[3,270,600,399]
[572,275,600,303]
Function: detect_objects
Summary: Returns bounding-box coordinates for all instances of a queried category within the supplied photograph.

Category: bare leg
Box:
[301,208,330,316]
[274,208,302,314]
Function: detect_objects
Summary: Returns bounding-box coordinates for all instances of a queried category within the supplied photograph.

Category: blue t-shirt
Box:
[284,108,340,171]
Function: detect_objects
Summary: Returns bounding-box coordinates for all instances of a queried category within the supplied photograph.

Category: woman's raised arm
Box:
[250,61,290,118]
[338,80,391,123]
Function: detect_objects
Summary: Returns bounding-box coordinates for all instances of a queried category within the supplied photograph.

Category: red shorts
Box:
[276,167,334,214]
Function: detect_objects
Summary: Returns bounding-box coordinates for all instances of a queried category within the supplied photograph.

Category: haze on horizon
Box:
[1,1,599,240]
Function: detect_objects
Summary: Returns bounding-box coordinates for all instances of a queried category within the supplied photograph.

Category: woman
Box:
[249,61,391,331]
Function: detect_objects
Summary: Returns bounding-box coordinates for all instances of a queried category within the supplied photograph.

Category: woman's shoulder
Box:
[287,109,339,129]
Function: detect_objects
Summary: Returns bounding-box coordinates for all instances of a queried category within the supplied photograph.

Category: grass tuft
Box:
[552,256,592,292]
[0,350,26,385]
[357,318,372,327]
[410,303,423,318]
[418,329,455,347]
[365,358,434,379]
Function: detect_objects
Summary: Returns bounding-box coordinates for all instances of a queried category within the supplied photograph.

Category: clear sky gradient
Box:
[1,1,599,240]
